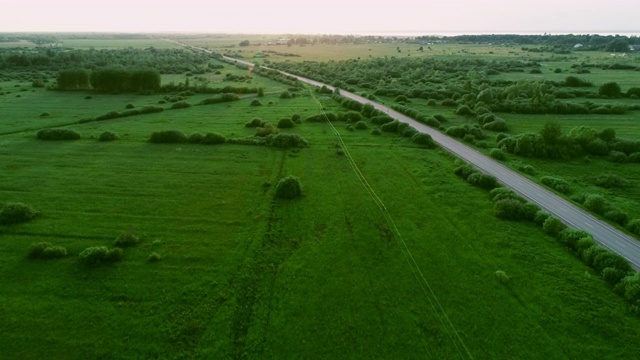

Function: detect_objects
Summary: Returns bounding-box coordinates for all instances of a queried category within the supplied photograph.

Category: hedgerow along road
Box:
[170,40,640,271]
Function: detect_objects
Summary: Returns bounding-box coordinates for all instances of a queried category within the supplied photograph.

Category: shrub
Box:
[490,187,517,202]
[533,210,550,226]
[583,194,607,215]
[125,103,135,109]
[104,247,124,262]
[98,131,119,142]
[79,246,108,266]
[188,133,204,144]
[401,126,418,138]
[275,176,302,199]
[39,112,50,117]
[149,130,188,143]
[494,270,510,284]
[490,148,506,161]
[0,202,39,225]
[605,209,629,226]
[433,114,448,123]
[37,128,81,140]
[558,229,590,251]
[354,121,368,130]
[599,82,622,98]
[114,231,140,247]
[494,199,526,220]
[250,99,262,106]
[593,251,633,274]
[305,113,337,123]
[380,120,400,133]
[370,115,394,125]
[467,173,498,189]
[148,252,162,262]
[277,118,295,129]
[280,91,292,99]
[627,219,640,236]
[170,101,192,109]
[595,174,629,188]
[453,164,477,180]
[371,127,381,135]
[28,242,68,259]
[483,119,509,132]
[256,123,277,137]
[540,176,571,194]
[455,105,474,116]
[202,132,226,145]
[266,133,308,148]
[411,133,436,148]
[543,217,566,237]
[602,267,627,286]
[291,114,302,124]
[245,118,264,128]
[609,150,628,163]
[425,117,441,128]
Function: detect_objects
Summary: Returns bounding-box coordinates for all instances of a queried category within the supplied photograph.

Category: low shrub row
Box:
[36,128,81,140]
[454,162,639,314]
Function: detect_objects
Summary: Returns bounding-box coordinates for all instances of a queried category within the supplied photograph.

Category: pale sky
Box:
[2,0,639,35]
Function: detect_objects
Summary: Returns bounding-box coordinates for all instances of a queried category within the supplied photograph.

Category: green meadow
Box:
[2,35,640,359]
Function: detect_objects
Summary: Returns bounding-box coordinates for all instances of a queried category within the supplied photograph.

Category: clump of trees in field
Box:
[79,246,123,266]
[57,67,161,93]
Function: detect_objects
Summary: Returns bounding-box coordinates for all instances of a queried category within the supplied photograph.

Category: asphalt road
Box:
[168,40,640,271]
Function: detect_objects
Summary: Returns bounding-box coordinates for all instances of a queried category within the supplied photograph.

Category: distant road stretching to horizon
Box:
[169,40,640,271]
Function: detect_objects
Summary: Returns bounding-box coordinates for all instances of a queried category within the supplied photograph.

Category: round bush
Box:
[188,133,205,144]
[0,202,39,225]
[275,176,302,199]
[278,118,295,129]
[250,99,262,106]
[170,101,192,109]
[291,114,302,124]
[149,130,188,143]
[280,91,292,99]
[98,131,119,142]
[411,133,436,148]
[354,121,368,130]
[125,103,135,109]
[202,132,227,145]
[490,148,506,161]
[39,112,50,117]
[266,133,308,148]
[543,217,566,237]
[371,127,382,135]
[79,246,123,266]
[148,252,162,262]
[494,270,510,284]
[245,118,264,128]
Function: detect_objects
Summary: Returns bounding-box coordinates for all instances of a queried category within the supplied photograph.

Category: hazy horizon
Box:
[2,0,639,35]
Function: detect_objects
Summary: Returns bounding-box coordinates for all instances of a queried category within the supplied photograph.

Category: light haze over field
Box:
[3,0,640,34]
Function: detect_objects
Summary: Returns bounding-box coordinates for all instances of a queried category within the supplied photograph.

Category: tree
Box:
[605,38,630,53]
[57,69,90,90]
[599,82,622,98]
[239,40,250,46]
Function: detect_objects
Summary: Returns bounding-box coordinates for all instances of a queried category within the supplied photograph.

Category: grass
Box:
[2,37,640,358]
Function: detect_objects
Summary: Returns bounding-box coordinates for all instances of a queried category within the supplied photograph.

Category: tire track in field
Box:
[229,148,303,359]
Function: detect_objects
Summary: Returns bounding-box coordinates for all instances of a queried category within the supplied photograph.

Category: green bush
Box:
[533,210,550,226]
[354,121,368,130]
[558,229,591,251]
[0,202,39,225]
[380,120,400,133]
[245,118,264,128]
[170,101,192,109]
[609,150,627,163]
[98,131,119,142]
[275,176,302,199]
[583,194,607,215]
[266,133,308,148]
[401,126,418,138]
[202,132,227,145]
[371,127,382,135]
[602,267,628,286]
[291,114,302,124]
[256,123,277,137]
[595,174,629,188]
[599,82,622,98]
[467,173,498,190]
[453,164,477,180]
[188,133,205,144]
[627,219,640,236]
[494,270,510,284]
[604,209,629,226]
[411,133,436,148]
[490,148,506,161]
[250,99,262,106]
[28,242,68,259]
[149,130,187,143]
[540,176,571,194]
[278,118,295,129]
[114,231,140,247]
[543,217,566,237]
[37,128,81,140]
[79,246,124,266]
[455,105,474,116]
[494,199,526,220]
[280,90,292,99]
[148,252,162,262]
[370,115,394,125]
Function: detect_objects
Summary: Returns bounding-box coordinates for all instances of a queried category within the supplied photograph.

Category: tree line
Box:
[57,67,161,93]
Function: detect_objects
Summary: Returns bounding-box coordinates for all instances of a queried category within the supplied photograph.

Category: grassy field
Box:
[2,37,640,358]
[2,65,640,358]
